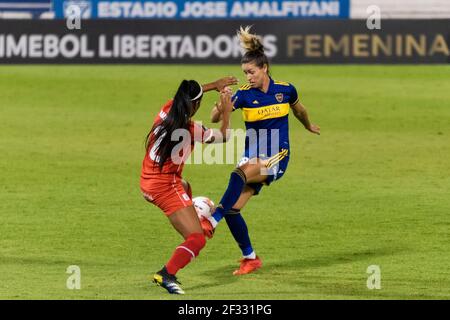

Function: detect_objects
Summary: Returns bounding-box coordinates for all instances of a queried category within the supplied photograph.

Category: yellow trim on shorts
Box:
[266,149,289,168]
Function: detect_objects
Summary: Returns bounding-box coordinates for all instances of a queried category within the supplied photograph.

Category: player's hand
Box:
[214,101,223,113]
[219,89,233,113]
[222,86,233,95]
[214,86,233,112]
[307,124,321,135]
[214,76,238,92]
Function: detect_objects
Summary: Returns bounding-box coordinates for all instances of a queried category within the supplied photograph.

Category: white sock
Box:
[243,251,256,259]
[207,216,218,228]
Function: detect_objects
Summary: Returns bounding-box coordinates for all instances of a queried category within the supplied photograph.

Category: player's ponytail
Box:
[146,80,203,171]
[238,26,270,73]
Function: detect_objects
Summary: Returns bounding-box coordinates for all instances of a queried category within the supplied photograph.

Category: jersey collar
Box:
[258,77,274,94]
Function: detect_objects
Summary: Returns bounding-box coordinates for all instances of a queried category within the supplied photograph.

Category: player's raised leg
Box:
[201,158,268,237]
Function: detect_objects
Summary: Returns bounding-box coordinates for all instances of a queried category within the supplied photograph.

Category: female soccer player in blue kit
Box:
[201,26,321,275]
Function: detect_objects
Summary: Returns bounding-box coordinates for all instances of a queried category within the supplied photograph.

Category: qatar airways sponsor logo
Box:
[257,105,281,116]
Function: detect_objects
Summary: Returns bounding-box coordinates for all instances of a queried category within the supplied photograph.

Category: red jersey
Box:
[141,100,211,179]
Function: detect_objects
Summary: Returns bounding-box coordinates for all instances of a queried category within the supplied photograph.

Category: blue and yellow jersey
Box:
[232,78,299,159]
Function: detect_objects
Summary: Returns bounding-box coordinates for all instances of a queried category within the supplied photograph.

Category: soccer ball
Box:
[193,196,215,219]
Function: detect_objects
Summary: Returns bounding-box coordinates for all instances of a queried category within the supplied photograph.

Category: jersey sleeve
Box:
[190,122,213,143]
[289,84,299,106]
[231,90,245,110]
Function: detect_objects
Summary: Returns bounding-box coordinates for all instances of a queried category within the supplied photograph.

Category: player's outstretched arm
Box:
[202,76,238,93]
[204,90,233,144]
[291,101,321,135]
[211,86,235,123]
[210,102,223,123]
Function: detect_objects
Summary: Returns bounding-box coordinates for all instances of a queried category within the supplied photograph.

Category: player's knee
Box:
[232,167,247,183]
[187,232,206,256]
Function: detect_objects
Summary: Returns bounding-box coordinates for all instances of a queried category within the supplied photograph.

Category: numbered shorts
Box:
[238,149,290,196]
[140,175,192,216]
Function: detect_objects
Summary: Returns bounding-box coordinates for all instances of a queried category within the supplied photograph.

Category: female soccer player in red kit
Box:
[140,77,236,294]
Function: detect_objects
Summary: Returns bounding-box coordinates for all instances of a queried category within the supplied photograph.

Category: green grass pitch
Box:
[1,65,449,299]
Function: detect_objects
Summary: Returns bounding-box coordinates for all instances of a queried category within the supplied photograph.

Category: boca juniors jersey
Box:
[232,78,299,158]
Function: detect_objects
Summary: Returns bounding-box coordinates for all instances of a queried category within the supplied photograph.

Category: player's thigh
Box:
[239,158,268,184]
[168,206,203,239]
[232,185,255,210]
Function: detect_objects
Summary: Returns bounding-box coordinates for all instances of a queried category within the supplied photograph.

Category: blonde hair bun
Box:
[237,26,264,53]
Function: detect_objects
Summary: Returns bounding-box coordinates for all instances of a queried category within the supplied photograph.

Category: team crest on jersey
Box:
[275,93,284,103]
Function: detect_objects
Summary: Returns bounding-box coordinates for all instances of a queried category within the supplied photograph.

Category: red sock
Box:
[165,233,206,275]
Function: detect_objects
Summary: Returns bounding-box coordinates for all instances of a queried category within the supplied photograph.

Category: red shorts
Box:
[140,174,192,216]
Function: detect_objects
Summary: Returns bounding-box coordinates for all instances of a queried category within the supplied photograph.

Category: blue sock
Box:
[212,168,246,223]
[225,210,254,256]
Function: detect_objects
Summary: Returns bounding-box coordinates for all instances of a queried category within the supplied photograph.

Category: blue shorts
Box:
[238,149,290,196]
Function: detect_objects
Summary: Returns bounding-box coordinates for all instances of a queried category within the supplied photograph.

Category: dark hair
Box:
[145,80,203,171]
[238,26,270,73]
